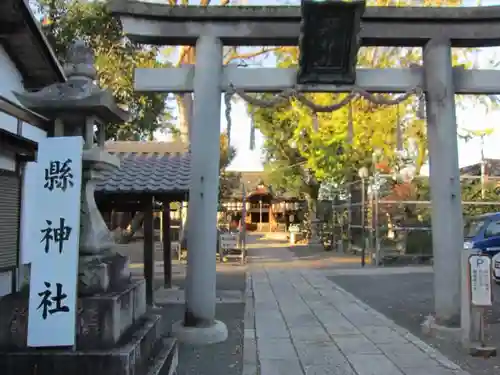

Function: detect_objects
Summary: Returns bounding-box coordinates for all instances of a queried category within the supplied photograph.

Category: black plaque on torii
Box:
[297,0,365,85]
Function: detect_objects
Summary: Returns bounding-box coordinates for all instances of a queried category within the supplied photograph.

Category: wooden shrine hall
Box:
[95,141,189,305]
[221,173,305,232]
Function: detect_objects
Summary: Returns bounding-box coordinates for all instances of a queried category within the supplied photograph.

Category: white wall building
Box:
[0,0,65,296]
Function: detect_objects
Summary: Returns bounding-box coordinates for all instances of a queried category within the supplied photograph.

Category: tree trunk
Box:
[177,93,193,143]
[303,180,321,244]
[177,90,193,248]
[306,196,321,244]
[127,212,145,236]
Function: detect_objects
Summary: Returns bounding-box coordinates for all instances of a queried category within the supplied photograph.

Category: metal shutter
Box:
[0,171,20,270]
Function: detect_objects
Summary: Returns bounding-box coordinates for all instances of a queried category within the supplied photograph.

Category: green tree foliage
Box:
[33,0,171,140]
[219,133,239,203]
[255,104,319,200]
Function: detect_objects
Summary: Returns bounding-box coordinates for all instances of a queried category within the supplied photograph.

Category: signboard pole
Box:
[461,249,497,357]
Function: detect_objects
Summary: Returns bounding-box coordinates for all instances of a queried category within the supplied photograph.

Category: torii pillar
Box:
[423,38,463,327]
[171,35,228,344]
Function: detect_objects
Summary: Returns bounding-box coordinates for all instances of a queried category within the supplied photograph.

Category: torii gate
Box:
[111,1,500,344]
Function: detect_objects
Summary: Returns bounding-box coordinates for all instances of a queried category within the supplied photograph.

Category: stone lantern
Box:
[0,44,176,375]
[14,40,130,295]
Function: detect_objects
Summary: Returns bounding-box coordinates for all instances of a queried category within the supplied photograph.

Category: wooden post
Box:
[162,200,172,288]
[143,197,154,306]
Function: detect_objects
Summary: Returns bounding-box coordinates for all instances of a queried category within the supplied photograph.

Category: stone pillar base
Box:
[171,319,228,345]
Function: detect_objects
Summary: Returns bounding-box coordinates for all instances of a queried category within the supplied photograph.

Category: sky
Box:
[154,0,500,174]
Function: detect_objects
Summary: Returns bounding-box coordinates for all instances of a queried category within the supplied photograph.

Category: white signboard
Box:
[220,233,238,250]
[27,137,84,347]
[469,254,493,307]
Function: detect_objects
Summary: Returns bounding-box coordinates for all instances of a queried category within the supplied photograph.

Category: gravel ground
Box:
[156,264,246,375]
[159,304,245,375]
[329,273,500,375]
[152,267,246,292]
[119,238,247,375]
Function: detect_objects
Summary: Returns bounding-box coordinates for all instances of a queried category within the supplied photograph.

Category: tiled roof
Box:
[96,141,191,195]
[104,140,188,154]
[460,158,500,177]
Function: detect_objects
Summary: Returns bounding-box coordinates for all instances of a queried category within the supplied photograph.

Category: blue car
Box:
[463,212,500,283]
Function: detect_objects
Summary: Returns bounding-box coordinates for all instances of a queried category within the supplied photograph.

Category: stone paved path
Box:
[243,245,470,375]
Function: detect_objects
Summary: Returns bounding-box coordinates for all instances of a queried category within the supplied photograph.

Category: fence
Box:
[330,174,500,264]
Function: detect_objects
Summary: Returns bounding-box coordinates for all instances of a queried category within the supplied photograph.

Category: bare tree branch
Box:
[223,46,282,65]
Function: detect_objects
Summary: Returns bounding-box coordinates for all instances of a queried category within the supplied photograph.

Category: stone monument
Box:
[0,41,178,375]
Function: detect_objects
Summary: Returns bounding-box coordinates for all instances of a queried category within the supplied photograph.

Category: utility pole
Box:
[480,135,486,199]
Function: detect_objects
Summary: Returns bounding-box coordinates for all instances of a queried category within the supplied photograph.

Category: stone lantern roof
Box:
[13,40,129,124]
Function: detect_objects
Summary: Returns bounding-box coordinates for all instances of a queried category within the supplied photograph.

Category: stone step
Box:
[0,314,166,375]
[144,338,178,375]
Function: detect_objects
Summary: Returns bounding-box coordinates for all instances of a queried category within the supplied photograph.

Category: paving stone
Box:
[294,341,347,366]
[279,300,308,311]
[282,312,320,327]
[255,311,282,323]
[244,329,255,339]
[334,334,381,355]
[300,293,325,304]
[377,342,432,369]
[254,292,276,301]
[258,338,297,360]
[254,303,279,313]
[345,311,389,327]
[305,301,333,315]
[242,365,257,375]
[253,282,272,289]
[274,292,298,300]
[255,296,278,304]
[400,365,466,375]
[243,338,257,363]
[316,312,361,336]
[303,364,356,375]
[254,302,279,313]
[347,353,404,375]
[289,325,331,342]
[292,285,316,295]
[256,321,290,339]
[260,359,303,375]
[334,302,369,316]
[358,326,409,345]
[324,323,361,336]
